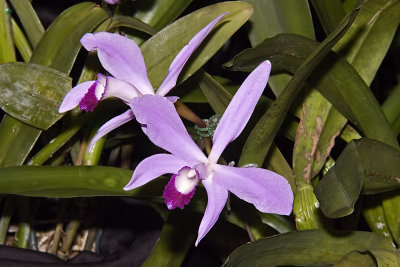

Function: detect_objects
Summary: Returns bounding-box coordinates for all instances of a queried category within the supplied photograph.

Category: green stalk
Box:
[28,112,92,166]
[60,125,105,256]
[0,197,16,244]
[11,19,32,62]
[0,0,15,63]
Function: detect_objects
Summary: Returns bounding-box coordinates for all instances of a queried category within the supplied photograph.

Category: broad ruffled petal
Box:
[130,95,207,165]
[212,164,293,215]
[59,81,95,113]
[81,32,155,95]
[88,109,135,152]
[208,61,271,163]
[195,177,228,246]
[156,13,226,97]
[124,153,188,190]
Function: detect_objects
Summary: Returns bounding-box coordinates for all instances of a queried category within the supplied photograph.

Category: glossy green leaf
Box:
[134,0,192,31]
[334,0,400,86]
[0,116,41,167]
[0,0,15,63]
[309,0,346,34]
[0,165,167,198]
[9,0,44,48]
[244,0,314,97]
[370,249,400,266]
[0,2,108,167]
[197,71,233,114]
[228,32,398,157]
[11,19,32,62]
[335,250,377,267]
[141,2,253,90]
[223,230,394,266]
[142,211,198,267]
[0,63,71,130]
[103,14,156,35]
[30,2,108,74]
[236,7,360,168]
[315,138,400,218]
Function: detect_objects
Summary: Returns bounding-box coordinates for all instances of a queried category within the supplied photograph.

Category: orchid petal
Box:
[59,81,94,113]
[81,32,154,95]
[212,164,293,215]
[103,76,142,103]
[88,109,135,152]
[208,61,271,163]
[124,153,188,190]
[156,13,226,97]
[196,177,228,246]
[104,0,120,4]
[130,95,207,165]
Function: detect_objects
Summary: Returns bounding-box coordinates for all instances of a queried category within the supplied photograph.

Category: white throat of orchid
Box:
[163,166,200,210]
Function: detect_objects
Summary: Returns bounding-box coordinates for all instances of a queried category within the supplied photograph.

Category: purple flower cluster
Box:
[59,14,293,245]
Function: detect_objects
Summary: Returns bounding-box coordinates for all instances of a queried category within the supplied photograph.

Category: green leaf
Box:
[30,2,108,74]
[102,14,157,35]
[141,1,253,90]
[0,165,167,198]
[11,19,32,62]
[133,0,193,31]
[244,0,314,97]
[9,0,44,48]
[315,138,400,218]
[223,230,394,266]
[362,196,394,243]
[0,0,15,63]
[370,249,400,266]
[309,0,346,34]
[334,0,400,86]
[0,62,71,130]
[237,7,360,168]
[335,250,377,267]
[197,71,233,114]
[228,32,398,155]
[142,211,198,267]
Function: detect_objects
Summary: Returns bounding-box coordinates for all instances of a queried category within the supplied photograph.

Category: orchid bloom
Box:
[124,61,294,246]
[104,0,120,4]
[58,14,226,151]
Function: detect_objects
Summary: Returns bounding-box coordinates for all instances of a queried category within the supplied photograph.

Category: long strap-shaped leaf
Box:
[223,229,394,267]
[238,5,361,168]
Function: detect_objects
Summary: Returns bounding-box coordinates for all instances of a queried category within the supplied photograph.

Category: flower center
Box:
[162,166,199,210]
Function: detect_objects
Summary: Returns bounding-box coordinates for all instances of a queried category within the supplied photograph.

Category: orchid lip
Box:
[79,74,106,112]
[163,166,199,210]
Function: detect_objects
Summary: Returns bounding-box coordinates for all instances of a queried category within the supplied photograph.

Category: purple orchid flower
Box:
[58,13,226,151]
[103,0,120,4]
[124,61,294,246]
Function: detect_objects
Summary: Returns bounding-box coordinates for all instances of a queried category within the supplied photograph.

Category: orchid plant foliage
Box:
[59,14,226,151]
[125,61,293,245]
